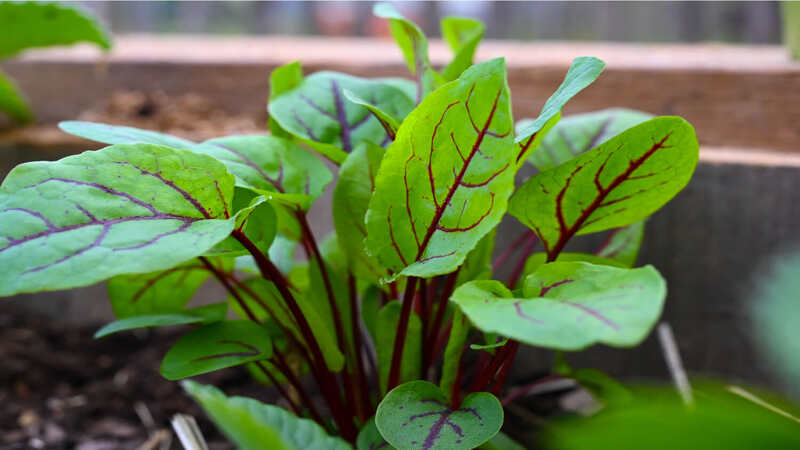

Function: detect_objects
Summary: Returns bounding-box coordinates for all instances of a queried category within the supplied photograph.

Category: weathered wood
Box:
[1,37,798,151]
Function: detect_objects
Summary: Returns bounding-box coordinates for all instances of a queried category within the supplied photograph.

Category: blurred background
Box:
[73,1,783,43]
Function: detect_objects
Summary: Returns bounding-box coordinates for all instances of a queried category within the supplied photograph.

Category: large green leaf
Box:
[333,142,388,283]
[268,61,304,138]
[376,380,503,450]
[440,17,485,82]
[183,381,351,450]
[161,320,273,380]
[377,301,422,394]
[107,257,231,318]
[451,262,666,350]
[527,108,653,171]
[0,144,235,297]
[0,2,111,59]
[58,122,332,202]
[365,58,514,279]
[514,57,605,164]
[519,252,626,287]
[93,303,228,338]
[509,116,698,259]
[455,229,495,286]
[343,89,401,140]
[230,277,345,372]
[373,3,440,103]
[268,67,415,163]
[0,70,32,122]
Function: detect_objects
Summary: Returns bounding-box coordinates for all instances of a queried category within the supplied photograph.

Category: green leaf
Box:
[365,58,515,279]
[59,121,198,150]
[183,380,351,450]
[357,418,394,450]
[440,17,486,82]
[451,262,666,350]
[343,89,401,140]
[455,229,496,287]
[0,144,235,297]
[107,257,230,318]
[93,303,228,338]
[361,285,382,343]
[268,61,304,138]
[519,252,626,288]
[268,67,416,163]
[161,320,273,380]
[376,380,503,450]
[333,142,388,283]
[751,251,800,385]
[0,2,111,59]
[440,309,470,402]
[596,220,646,268]
[509,117,698,258]
[0,70,32,122]
[545,385,800,449]
[373,3,439,102]
[527,108,653,171]
[230,277,345,372]
[377,301,422,394]
[514,57,606,163]
[59,123,333,202]
[477,432,526,450]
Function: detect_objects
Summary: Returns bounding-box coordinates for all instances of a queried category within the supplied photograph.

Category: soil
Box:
[0,303,279,450]
[0,303,574,450]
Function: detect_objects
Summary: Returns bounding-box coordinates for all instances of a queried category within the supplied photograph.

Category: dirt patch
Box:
[0,303,279,449]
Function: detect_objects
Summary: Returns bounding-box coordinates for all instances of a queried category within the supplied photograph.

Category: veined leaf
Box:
[268,67,416,163]
[161,320,272,380]
[455,229,496,286]
[58,123,332,201]
[527,108,653,171]
[205,195,277,257]
[373,3,440,103]
[520,252,626,287]
[333,142,388,283]
[0,2,111,58]
[510,116,698,259]
[343,89,401,140]
[366,58,514,279]
[108,257,231,318]
[0,144,235,297]
[376,380,503,450]
[440,17,486,82]
[357,418,394,450]
[94,303,228,338]
[514,57,606,164]
[451,262,666,350]
[596,220,646,268]
[377,301,422,394]
[230,277,345,372]
[0,70,32,122]
[183,381,351,450]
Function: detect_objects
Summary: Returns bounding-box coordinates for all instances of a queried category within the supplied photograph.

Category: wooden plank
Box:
[1,36,798,152]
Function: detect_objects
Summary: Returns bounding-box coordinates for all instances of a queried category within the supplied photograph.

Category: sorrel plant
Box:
[0,5,698,449]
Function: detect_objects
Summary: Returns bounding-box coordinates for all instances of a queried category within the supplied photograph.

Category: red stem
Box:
[501,374,561,406]
[492,230,534,272]
[469,344,512,393]
[387,277,419,391]
[199,257,259,322]
[232,230,357,441]
[507,233,538,288]
[254,361,302,415]
[490,341,520,396]
[270,351,326,425]
[425,269,459,367]
[349,274,373,419]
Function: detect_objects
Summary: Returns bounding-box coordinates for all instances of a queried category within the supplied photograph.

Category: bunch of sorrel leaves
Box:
[0,5,700,449]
